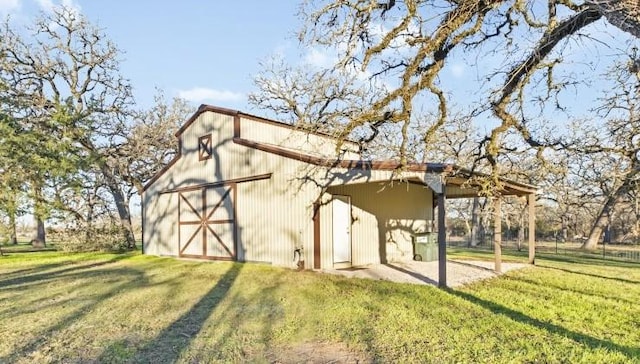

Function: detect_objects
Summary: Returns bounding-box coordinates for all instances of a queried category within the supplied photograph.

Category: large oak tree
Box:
[252,0,640,249]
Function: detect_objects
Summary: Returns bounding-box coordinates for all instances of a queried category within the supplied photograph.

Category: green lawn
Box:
[0,242,57,253]
[0,250,638,363]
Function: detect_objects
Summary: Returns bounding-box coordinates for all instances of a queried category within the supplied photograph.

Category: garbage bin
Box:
[413,232,438,262]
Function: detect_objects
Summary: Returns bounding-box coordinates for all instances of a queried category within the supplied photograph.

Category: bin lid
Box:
[414,234,433,243]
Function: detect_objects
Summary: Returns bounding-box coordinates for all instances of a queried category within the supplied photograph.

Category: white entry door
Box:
[332,195,352,264]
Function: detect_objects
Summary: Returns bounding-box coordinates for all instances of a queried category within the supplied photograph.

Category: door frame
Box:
[177,183,237,261]
[332,195,352,266]
[160,173,273,261]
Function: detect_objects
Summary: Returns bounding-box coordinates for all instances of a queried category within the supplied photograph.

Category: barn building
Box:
[142,105,537,286]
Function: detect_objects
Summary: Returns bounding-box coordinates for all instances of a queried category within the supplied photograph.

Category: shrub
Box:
[55,225,129,252]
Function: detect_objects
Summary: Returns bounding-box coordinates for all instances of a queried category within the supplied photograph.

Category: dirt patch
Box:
[265,342,372,364]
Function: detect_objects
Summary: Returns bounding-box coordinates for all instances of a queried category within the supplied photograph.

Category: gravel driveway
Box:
[321,260,529,287]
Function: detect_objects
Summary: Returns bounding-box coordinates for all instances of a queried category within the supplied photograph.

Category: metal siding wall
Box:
[240,116,360,158]
[319,193,333,269]
[143,192,179,256]
[142,192,152,255]
[446,184,478,198]
[325,185,377,266]
[269,155,317,268]
[325,182,433,267]
[320,188,378,266]
[233,146,320,268]
[145,110,323,264]
[144,110,437,266]
[324,169,429,187]
[144,112,234,257]
[235,179,273,263]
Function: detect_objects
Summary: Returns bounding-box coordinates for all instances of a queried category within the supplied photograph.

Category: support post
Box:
[437,188,447,288]
[425,173,447,288]
[494,196,502,273]
[528,193,536,264]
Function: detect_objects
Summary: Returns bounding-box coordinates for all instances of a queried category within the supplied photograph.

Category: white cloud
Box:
[61,0,79,11]
[35,0,81,14]
[0,0,20,13]
[35,0,52,10]
[34,0,82,31]
[304,48,336,69]
[271,42,292,59]
[177,87,244,103]
[451,63,465,78]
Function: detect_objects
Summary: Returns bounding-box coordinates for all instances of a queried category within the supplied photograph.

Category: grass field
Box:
[0,250,638,363]
[0,243,57,254]
[448,238,640,263]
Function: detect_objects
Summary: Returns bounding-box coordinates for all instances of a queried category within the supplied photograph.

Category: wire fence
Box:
[447,235,640,263]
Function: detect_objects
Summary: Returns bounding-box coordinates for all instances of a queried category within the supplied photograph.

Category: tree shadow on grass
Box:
[383,263,437,285]
[448,259,499,273]
[0,261,69,278]
[319,278,397,362]
[0,254,133,290]
[448,289,640,359]
[510,275,639,305]
[185,269,288,362]
[538,253,640,269]
[115,263,243,364]
[536,264,640,285]
[0,266,148,363]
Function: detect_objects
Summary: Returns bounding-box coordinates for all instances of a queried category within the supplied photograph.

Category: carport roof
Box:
[234,137,538,196]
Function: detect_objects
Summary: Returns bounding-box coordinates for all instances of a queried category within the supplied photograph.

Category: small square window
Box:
[198,134,212,161]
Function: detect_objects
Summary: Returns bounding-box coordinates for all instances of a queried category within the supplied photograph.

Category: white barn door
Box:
[332,195,352,264]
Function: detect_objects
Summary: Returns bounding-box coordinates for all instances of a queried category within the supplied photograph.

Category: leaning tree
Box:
[0,7,136,247]
[251,0,640,249]
[293,0,640,163]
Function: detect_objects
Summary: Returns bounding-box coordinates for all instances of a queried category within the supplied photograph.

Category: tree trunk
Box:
[470,197,480,247]
[109,186,136,249]
[603,223,612,244]
[9,210,17,245]
[35,216,46,245]
[561,215,568,242]
[85,187,97,244]
[102,166,136,249]
[464,215,471,247]
[582,179,632,250]
[505,213,512,244]
[33,184,46,246]
[6,189,18,244]
[517,211,525,252]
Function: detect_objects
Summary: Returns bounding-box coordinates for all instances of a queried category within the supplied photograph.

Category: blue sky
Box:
[0,0,635,127]
[0,0,490,116]
[0,0,305,111]
[1,0,637,222]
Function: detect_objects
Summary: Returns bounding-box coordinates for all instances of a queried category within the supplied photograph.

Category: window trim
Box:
[198,134,212,161]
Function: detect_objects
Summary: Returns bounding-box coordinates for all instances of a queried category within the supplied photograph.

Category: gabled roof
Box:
[143,105,538,195]
[174,104,359,148]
